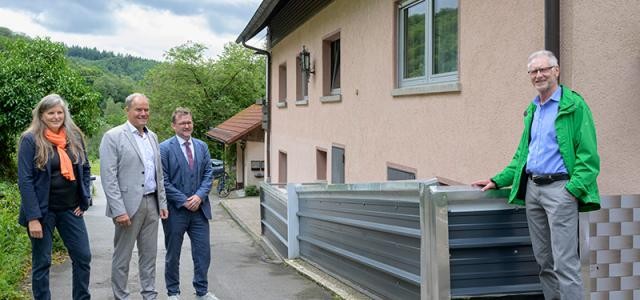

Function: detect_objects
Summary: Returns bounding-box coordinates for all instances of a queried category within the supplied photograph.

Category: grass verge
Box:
[0,182,31,299]
[0,181,68,299]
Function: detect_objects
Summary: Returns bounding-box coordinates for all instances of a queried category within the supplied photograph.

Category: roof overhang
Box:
[236,0,333,46]
[236,0,283,43]
[206,104,263,145]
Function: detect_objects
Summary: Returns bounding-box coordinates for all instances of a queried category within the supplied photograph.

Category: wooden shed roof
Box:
[206,104,262,144]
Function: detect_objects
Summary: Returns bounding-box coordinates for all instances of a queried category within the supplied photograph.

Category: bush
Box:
[245,185,259,197]
[0,181,30,299]
[0,181,65,299]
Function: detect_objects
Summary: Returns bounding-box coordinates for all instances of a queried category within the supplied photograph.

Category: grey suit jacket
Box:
[100,123,167,218]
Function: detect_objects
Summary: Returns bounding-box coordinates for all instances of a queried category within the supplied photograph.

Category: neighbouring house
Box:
[237,0,639,195]
[206,103,265,189]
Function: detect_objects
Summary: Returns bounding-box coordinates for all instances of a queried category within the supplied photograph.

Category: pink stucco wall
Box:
[267,0,640,196]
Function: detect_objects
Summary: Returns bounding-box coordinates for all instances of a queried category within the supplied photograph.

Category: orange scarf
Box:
[44,128,76,181]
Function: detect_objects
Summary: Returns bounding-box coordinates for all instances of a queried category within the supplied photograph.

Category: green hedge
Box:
[0,181,30,299]
[244,185,259,197]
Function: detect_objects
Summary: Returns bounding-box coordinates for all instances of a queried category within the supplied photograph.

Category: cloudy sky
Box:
[0,0,263,61]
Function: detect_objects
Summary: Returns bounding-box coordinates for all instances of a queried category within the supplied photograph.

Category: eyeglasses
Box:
[528,66,555,76]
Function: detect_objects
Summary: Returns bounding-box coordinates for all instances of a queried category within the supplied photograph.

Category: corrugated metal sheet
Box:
[296,180,438,300]
[448,209,541,297]
[423,186,545,299]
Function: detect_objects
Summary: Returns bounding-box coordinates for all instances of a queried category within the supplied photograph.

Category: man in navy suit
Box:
[160,107,217,300]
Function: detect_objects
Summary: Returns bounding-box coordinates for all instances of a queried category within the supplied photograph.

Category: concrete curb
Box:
[219,199,371,300]
[285,259,372,300]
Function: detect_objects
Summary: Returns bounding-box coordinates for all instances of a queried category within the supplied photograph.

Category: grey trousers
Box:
[525,178,583,300]
[111,194,160,300]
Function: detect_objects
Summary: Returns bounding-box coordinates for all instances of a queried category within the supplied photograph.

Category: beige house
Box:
[237,0,640,195]
[206,103,265,189]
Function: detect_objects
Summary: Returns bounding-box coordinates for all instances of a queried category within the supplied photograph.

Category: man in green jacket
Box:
[473,50,600,300]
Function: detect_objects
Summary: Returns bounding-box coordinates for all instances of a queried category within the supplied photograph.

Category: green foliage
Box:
[67,45,120,60]
[68,57,138,109]
[92,72,136,105]
[0,26,12,37]
[244,185,259,197]
[143,42,265,159]
[222,143,237,175]
[0,37,101,177]
[67,46,159,81]
[0,181,30,299]
[86,99,125,159]
[102,98,127,126]
[0,180,69,299]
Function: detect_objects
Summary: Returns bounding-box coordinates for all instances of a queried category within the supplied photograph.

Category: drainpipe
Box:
[545,0,560,60]
[241,38,272,183]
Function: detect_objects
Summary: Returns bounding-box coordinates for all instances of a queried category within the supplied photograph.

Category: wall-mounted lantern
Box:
[300,45,314,78]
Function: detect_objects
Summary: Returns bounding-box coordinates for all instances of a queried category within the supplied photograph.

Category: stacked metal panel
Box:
[447,208,541,297]
[260,183,289,258]
[421,186,545,299]
[295,181,434,300]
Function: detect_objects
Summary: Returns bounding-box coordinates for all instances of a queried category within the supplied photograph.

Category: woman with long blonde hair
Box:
[17,94,92,300]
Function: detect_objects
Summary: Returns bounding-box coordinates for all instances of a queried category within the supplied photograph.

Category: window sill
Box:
[295,99,309,106]
[276,101,287,108]
[391,81,461,97]
[319,94,342,103]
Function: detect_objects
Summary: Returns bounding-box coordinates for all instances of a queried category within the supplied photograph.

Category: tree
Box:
[86,98,126,160]
[143,42,265,153]
[92,73,136,105]
[0,37,100,178]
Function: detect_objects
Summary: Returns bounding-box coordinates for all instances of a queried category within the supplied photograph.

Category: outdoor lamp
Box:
[300,45,314,76]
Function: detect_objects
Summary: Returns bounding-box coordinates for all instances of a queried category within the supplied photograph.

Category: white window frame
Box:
[397,0,458,88]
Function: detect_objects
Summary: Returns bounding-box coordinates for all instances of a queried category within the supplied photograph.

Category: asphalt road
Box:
[46,176,333,299]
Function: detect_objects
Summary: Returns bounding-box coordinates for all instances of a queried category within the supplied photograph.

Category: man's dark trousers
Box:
[162,206,211,296]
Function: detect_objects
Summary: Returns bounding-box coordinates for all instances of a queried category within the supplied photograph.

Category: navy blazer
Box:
[159,136,213,219]
[17,132,91,226]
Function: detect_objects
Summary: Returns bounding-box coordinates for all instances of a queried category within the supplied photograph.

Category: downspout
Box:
[241,39,272,183]
[545,0,560,60]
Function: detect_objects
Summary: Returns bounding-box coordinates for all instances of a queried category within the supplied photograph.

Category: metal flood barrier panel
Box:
[295,179,439,300]
[259,183,289,258]
[422,185,585,299]
[270,181,591,299]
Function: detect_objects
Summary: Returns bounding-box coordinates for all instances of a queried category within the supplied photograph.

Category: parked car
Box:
[211,159,224,178]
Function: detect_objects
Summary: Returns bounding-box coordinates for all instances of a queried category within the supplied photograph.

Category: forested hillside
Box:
[67,45,159,81]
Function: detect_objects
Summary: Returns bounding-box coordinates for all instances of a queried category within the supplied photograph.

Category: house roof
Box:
[206,104,263,144]
[236,0,332,46]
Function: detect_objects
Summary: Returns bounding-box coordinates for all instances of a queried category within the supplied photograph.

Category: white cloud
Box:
[0,2,254,61]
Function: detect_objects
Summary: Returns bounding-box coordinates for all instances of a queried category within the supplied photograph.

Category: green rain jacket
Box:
[491,85,600,212]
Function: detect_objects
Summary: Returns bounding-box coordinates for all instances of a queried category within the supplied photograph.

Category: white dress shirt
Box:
[126,121,156,194]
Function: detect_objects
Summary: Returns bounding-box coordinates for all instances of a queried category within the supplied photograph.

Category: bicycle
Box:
[215,171,231,198]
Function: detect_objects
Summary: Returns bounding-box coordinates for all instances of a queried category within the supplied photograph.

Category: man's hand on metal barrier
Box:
[471,179,496,191]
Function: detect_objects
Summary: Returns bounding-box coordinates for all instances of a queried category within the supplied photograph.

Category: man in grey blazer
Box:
[160,108,216,300]
[100,93,169,300]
